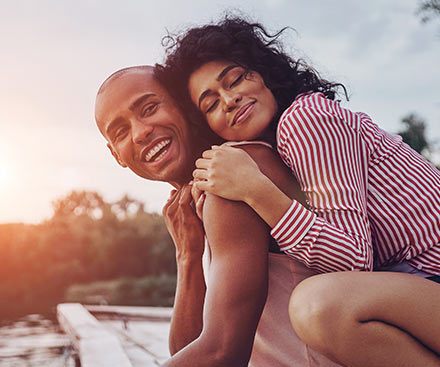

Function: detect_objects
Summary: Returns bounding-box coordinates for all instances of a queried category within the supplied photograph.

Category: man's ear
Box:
[107,143,127,167]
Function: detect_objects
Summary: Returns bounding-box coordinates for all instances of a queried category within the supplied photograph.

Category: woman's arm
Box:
[193,145,296,227]
[193,97,374,273]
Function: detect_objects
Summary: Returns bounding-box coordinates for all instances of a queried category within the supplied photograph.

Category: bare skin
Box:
[193,144,293,227]
[290,271,440,367]
[162,184,206,354]
[187,60,440,364]
[162,144,315,366]
[193,143,440,365]
[96,67,332,366]
[96,66,440,366]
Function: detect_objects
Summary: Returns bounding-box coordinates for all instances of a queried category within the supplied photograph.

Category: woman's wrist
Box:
[245,173,293,228]
[244,173,275,207]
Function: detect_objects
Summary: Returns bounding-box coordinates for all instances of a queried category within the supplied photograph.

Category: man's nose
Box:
[132,119,154,144]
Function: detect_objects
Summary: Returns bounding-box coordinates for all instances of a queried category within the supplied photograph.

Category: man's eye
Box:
[230,73,245,88]
[114,126,129,141]
[141,102,158,117]
[206,100,219,114]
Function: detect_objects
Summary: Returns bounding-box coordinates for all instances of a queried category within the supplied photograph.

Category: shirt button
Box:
[417,265,423,270]
[406,253,411,260]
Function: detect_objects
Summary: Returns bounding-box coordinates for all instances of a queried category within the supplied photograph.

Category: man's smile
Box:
[142,138,172,163]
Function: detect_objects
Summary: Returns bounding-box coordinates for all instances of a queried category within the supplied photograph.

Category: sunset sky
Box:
[1,0,439,223]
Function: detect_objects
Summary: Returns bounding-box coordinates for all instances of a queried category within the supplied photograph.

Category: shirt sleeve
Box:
[271,96,373,273]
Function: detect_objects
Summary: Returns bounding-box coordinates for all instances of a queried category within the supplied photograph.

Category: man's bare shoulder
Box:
[202,191,269,254]
[233,143,306,206]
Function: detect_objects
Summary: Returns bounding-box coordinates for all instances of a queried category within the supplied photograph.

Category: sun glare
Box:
[0,165,10,190]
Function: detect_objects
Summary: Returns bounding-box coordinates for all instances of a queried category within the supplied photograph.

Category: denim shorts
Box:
[427,275,440,284]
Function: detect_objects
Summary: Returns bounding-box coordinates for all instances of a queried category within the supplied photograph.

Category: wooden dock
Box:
[57,303,171,366]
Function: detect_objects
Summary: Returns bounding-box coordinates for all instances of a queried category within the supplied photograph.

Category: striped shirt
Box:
[271,92,440,275]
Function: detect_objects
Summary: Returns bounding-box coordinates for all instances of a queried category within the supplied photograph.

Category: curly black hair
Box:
[155,15,347,139]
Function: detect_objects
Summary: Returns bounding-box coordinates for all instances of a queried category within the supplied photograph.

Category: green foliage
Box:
[417,0,440,23]
[398,113,430,155]
[0,191,176,321]
[65,274,176,307]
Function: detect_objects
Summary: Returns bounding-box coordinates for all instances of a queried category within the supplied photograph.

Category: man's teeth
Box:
[145,139,170,162]
[154,149,168,162]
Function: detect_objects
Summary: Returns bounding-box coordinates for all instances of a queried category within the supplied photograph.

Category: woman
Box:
[156,16,440,366]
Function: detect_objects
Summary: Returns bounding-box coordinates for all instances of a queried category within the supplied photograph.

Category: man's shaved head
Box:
[95,65,199,187]
[97,65,154,96]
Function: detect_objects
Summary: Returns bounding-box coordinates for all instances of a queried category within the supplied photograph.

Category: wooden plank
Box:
[85,305,172,321]
[103,319,170,362]
[57,303,132,367]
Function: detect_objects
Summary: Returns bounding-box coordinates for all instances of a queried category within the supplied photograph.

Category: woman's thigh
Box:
[289,271,440,353]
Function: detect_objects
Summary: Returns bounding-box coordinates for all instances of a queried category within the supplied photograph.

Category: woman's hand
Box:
[192,145,265,203]
[162,184,205,260]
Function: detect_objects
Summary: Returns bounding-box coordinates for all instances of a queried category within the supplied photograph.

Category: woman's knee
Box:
[288,273,348,346]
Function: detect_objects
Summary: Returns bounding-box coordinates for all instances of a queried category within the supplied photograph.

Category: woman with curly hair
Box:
[156,16,440,366]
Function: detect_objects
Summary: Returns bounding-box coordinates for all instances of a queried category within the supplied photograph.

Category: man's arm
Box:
[162,185,206,354]
[162,192,270,366]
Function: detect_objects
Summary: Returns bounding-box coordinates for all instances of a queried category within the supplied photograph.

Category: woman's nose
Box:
[223,94,241,112]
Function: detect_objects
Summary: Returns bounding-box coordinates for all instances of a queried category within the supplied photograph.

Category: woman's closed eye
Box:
[205,99,219,114]
[230,73,245,88]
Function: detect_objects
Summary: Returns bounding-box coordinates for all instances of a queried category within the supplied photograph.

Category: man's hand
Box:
[191,180,206,221]
[163,184,205,260]
[162,184,207,355]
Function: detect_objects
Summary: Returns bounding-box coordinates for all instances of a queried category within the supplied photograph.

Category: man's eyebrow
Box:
[105,117,125,138]
[198,65,240,108]
[129,93,155,111]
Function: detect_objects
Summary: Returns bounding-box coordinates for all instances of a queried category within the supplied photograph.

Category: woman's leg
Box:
[289,271,440,367]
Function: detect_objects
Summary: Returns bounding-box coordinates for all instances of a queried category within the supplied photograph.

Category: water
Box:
[0,314,78,366]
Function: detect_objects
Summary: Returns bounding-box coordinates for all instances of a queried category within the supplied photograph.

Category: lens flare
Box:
[0,164,10,191]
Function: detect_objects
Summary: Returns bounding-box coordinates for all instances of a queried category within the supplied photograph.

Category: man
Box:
[95,65,339,366]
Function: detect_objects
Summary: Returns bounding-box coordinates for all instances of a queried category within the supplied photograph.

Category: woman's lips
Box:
[232,102,255,126]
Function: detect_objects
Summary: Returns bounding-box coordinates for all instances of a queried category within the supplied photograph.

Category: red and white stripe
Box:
[271,92,440,275]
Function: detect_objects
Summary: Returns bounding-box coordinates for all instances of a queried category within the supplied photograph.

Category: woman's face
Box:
[188,60,278,141]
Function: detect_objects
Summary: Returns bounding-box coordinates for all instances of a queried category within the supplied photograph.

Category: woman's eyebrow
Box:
[198,90,212,109]
[216,64,240,81]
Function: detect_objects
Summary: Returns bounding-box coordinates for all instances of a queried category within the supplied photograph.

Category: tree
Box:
[398,113,430,155]
[417,0,440,23]
[0,191,177,320]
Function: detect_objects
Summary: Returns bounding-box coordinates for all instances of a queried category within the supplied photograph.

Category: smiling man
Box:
[95,66,199,186]
[95,65,340,367]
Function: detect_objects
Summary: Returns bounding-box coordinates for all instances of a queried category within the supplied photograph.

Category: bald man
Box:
[95,66,340,367]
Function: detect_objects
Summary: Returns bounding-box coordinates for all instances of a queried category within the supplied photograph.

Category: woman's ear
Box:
[107,143,127,168]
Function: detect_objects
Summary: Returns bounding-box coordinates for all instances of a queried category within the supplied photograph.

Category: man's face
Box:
[95,68,194,186]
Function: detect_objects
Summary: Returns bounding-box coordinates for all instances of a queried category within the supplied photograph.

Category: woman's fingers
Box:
[193,168,209,180]
[201,149,215,159]
[194,180,210,193]
[195,158,210,169]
